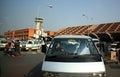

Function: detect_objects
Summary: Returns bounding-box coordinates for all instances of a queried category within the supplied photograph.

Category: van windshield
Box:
[47,38,99,55]
[46,38,101,62]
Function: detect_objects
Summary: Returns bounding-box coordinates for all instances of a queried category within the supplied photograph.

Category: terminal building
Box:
[4,28,36,40]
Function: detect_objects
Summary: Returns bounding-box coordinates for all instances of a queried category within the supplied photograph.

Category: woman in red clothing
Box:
[4,42,12,55]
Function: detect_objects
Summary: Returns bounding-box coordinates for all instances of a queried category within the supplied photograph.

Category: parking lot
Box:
[0,51,120,77]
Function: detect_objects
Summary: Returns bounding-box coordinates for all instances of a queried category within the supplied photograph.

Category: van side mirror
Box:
[41,44,47,53]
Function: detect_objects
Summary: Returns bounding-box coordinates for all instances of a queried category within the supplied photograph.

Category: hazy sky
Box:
[1,0,120,35]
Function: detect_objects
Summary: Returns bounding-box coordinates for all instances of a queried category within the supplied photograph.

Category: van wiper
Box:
[48,55,57,58]
[47,54,65,58]
[69,54,102,62]
[47,54,57,57]
[47,53,72,58]
[70,54,100,58]
[69,55,80,58]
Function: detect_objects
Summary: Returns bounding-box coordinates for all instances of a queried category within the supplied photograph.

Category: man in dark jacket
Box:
[14,40,21,56]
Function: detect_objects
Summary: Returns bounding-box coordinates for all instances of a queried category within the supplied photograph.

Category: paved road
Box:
[105,62,120,77]
[0,52,44,77]
[0,52,120,77]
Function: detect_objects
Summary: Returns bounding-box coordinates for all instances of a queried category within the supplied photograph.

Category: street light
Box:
[37,5,53,17]
[48,5,53,8]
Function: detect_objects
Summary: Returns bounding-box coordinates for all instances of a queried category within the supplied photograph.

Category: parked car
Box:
[0,40,8,50]
[92,38,100,45]
[20,41,27,49]
[109,43,117,51]
[22,40,41,51]
[41,35,106,77]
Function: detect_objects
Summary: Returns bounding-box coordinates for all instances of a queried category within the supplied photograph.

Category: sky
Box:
[0,0,120,35]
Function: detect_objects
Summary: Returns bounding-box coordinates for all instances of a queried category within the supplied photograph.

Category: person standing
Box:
[14,40,21,56]
[116,42,120,62]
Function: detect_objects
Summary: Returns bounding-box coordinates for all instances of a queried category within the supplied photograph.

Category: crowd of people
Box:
[4,39,21,57]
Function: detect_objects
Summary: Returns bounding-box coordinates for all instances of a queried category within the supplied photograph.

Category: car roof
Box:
[54,35,91,39]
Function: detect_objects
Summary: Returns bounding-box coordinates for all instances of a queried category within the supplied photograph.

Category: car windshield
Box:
[28,41,33,44]
[47,38,99,56]
[21,41,27,44]
[0,40,8,44]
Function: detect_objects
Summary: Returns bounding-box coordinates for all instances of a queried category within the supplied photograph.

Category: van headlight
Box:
[42,72,57,77]
[92,72,106,77]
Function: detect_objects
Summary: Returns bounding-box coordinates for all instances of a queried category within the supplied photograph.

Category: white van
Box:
[41,35,106,77]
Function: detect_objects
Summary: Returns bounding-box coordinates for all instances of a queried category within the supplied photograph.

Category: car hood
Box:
[42,61,106,73]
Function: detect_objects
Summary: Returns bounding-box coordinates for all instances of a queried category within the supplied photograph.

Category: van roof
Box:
[54,35,91,39]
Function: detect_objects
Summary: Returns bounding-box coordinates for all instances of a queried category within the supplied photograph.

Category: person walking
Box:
[14,40,21,56]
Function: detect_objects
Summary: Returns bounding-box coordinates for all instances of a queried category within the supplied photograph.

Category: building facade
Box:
[4,28,36,40]
[4,28,56,40]
[4,30,15,39]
